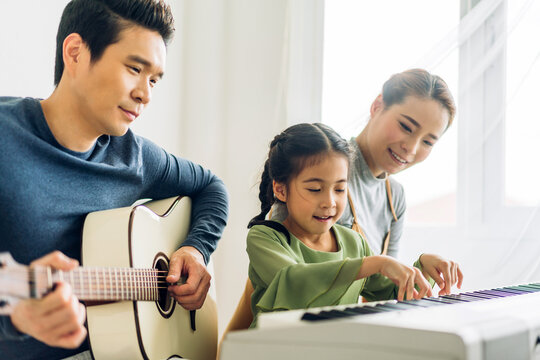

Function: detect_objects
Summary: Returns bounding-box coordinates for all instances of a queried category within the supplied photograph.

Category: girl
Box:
[246,123,462,326]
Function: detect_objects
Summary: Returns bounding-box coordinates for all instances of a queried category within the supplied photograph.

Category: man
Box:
[0,1,229,359]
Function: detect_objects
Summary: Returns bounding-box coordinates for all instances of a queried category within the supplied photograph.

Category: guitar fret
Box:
[111,268,118,299]
[146,270,149,301]
[70,271,74,293]
[95,268,100,300]
[79,269,83,298]
[109,268,113,300]
[154,270,158,300]
[46,267,53,291]
[88,268,92,298]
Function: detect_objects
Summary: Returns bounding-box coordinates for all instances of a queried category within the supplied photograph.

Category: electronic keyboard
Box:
[220,283,540,360]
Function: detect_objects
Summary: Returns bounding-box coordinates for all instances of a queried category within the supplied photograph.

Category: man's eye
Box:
[399,122,412,133]
[423,140,434,147]
[129,66,141,74]
[335,189,345,193]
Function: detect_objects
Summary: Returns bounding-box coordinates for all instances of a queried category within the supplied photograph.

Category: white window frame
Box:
[404,0,540,246]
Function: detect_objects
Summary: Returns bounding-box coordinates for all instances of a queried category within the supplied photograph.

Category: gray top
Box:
[272,138,406,257]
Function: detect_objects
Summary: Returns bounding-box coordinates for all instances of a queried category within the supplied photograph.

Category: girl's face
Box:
[273,152,349,241]
[361,95,450,177]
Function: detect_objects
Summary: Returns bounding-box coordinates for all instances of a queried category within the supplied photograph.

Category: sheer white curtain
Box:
[173,0,324,335]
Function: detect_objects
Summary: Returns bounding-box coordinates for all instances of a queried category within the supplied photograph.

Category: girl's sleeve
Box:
[247,226,364,312]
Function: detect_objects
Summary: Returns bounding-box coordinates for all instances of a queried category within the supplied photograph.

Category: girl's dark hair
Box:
[54,0,175,85]
[381,68,456,129]
[248,123,351,228]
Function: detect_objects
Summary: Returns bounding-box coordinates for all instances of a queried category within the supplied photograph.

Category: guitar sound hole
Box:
[154,256,175,318]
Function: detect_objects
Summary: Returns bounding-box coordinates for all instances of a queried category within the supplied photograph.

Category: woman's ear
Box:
[272,180,287,203]
[370,94,384,118]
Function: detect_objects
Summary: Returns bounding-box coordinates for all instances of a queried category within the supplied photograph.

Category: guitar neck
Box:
[33,267,164,301]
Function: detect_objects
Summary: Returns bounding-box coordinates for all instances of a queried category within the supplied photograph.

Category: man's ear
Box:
[272,180,287,203]
[370,94,384,117]
[62,33,86,78]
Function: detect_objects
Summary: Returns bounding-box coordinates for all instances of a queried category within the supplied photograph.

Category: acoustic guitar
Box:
[0,196,217,360]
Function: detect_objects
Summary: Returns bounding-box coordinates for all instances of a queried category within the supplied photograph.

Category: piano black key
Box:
[505,286,534,293]
[513,285,540,292]
[495,287,531,294]
[477,290,516,297]
[441,294,484,302]
[373,303,398,312]
[462,291,502,299]
[345,306,387,315]
[401,299,446,307]
[301,310,358,321]
[301,312,326,321]
[378,302,421,310]
[321,310,359,318]
[424,297,461,304]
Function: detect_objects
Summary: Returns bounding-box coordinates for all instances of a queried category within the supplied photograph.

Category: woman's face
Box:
[362,95,450,177]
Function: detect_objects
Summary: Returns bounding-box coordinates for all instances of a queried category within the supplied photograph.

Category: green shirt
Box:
[247,223,425,327]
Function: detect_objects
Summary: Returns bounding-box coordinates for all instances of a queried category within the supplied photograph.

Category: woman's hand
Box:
[419,253,463,296]
[359,256,432,301]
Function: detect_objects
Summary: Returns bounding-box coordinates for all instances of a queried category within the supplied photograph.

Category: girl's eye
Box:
[399,122,412,133]
[335,189,345,193]
[423,140,434,147]
[307,188,321,192]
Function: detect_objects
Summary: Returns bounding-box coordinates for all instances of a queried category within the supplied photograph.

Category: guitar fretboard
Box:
[33,267,167,301]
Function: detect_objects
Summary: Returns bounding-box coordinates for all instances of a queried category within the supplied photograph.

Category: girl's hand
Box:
[378,256,433,301]
[419,253,463,296]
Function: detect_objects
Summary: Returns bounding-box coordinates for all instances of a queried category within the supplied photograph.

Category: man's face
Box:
[72,25,166,137]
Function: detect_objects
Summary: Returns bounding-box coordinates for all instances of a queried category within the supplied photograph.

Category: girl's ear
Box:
[370,94,384,118]
[272,180,287,203]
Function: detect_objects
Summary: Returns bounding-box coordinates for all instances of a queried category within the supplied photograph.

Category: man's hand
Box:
[166,246,211,310]
[10,251,87,349]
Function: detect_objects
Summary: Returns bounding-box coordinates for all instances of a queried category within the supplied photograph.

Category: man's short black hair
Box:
[54,0,175,85]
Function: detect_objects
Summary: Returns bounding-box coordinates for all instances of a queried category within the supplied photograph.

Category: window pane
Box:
[505,0,540,206]
[322,0,459,224]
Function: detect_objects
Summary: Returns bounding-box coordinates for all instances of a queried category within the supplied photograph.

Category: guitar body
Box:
[82,196,217,360]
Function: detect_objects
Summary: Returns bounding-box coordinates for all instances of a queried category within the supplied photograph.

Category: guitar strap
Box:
[349,177,397,255]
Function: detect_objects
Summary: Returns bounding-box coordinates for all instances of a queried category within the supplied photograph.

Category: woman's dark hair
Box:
[54,0,175,85]
[381,68,456,129]
[248,123,352,228]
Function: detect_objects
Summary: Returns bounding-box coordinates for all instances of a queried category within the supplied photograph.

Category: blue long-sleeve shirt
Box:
[0,97,229,359]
